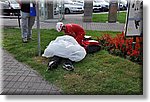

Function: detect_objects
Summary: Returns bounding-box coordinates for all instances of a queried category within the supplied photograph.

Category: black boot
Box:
[47,56,61,71]
[63,59,74,71]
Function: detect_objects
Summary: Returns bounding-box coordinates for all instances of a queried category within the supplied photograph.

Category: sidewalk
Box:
[39,21,125,32]
[41,14,125,32]
[2,15,125,32]
[1,50,62,95]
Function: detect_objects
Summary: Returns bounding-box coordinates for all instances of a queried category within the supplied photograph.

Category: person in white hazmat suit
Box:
[42,22,87,71]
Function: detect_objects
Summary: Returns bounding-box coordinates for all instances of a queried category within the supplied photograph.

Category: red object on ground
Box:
[82,40,100,48]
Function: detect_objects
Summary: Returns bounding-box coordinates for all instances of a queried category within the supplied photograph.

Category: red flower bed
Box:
[98,32,143,64]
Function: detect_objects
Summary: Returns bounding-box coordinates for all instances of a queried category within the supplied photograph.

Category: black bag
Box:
[86,45,101,54]
[82,39,101,54]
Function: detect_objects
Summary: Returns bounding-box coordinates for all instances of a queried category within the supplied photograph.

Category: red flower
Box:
[99,33,143,64]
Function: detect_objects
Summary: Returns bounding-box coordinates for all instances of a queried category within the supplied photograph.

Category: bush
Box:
[98,32,143,64]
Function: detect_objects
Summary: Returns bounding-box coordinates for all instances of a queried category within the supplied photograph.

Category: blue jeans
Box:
[21,11,35,39]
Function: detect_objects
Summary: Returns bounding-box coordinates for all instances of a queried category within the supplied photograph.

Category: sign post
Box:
[125,0,143,50]
[125,0,143,37]
[36,0,41,56]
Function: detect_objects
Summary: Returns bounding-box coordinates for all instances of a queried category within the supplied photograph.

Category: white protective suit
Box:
[42,35,86,62]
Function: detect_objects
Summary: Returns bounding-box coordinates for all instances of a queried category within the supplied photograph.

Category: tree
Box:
[108,0,118,23]
[46,0,53,19]
[83,0,93,22]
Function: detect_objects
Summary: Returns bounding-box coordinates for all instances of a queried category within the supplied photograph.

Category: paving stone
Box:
[3,81,9,88]
[3,75,9,81]
[9,68,16,72]
[19,89,29,95]
[19,82,28,89]
[1,89,9,95]
[49,90,62,95]
[27,90,36,95]
[24,76,32,82]
[6,89,16,95]
[13,89,23,95]
[18,76,26,81]
[35,77,43,82]
[38,83,47,90]
[5,72,18,76]
[17,72,24,76]
[44,84,53,90]
[28,73,38,77]
[12,82,22,89]
[25,82,34,89]
[22,71,30,76]
[1,37,64,95]
[11,75,20,81]
[31,82,41,89]
[35,90,43,95]
[41,90,51,95]
[5,75,15,81]
[51,84,61,91]
[29,77,38,82]
[5,82,15,88]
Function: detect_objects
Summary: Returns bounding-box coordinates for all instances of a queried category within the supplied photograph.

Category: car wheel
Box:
[65,8,70,14]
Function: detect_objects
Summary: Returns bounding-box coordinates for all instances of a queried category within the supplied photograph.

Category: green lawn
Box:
[92,12,127,23]
[2,28,142,95]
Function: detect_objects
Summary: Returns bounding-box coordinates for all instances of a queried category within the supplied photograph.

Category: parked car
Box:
[93,0,102,12]
[54,6,60,15]
[0,0,20,16]
[0,1,10,15]
[118,0,128,10]
[64,0,84,14]
[0,1,9,9]
[5,0,20,9]
[93,0,109,12]
[9,0,20,16]
[72,0,84,6]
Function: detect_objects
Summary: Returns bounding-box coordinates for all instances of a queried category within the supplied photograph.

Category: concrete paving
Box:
[0,50,62,95]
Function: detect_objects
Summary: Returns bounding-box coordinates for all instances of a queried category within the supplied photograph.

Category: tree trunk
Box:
[83,0,93,22]
[46,0,53,19]
[108,0,118,23]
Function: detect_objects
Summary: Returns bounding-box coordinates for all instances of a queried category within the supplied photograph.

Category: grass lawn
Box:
[2,28,142,95]
[92,12,127,23]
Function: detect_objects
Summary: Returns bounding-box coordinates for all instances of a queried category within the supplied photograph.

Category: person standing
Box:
[18,1,36,43]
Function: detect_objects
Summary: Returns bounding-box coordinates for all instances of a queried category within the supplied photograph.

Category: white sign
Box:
[125,0,143,37]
